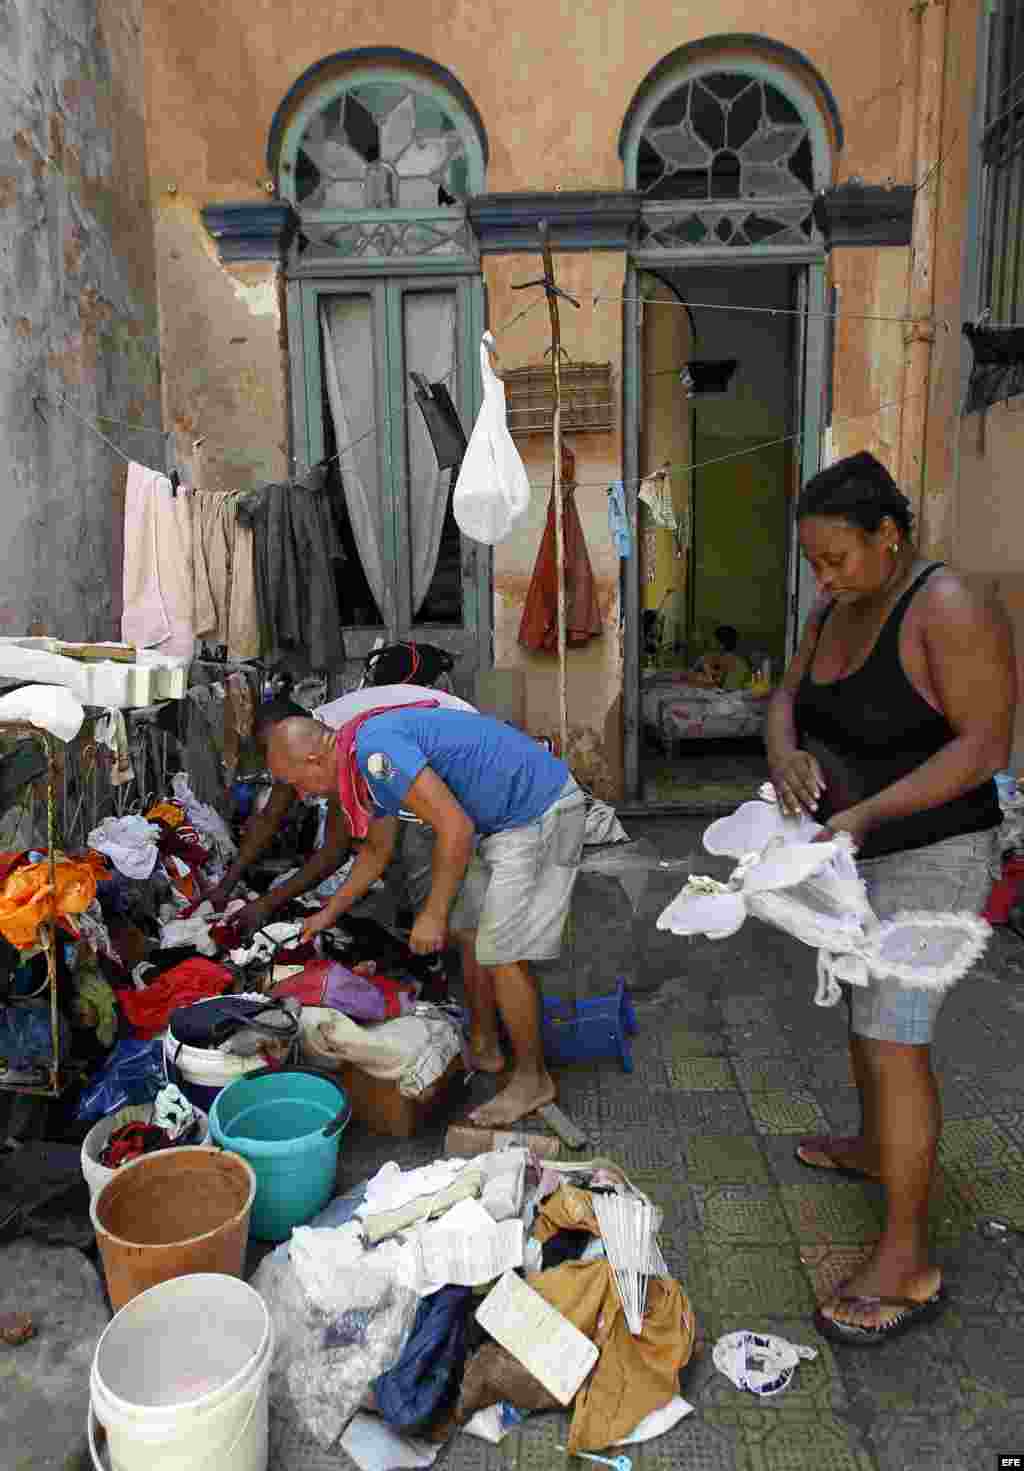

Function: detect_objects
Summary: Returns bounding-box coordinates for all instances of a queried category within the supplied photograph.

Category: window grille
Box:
[979,3,1024,322]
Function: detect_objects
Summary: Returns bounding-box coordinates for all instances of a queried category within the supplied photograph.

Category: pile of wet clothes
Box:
[253,1151,697,1470]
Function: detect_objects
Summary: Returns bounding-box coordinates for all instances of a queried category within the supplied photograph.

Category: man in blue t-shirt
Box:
[266,709,586,1128]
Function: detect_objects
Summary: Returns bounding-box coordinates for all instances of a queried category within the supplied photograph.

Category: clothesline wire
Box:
[46,392,166,437]
[527,390,920,491]
[45,294,549,475]
[48,389,134,465]
[593,293,950,329]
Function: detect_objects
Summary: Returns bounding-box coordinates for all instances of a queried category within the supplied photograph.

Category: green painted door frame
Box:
[286,271,490,679]
[622,257,828,802]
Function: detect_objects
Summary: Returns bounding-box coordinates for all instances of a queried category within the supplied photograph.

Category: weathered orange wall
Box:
[137,0,988,791]
[484,253,625,795]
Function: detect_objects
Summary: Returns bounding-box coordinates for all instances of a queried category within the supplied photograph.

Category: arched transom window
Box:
[625,63,829,253]
[278,67,486,263]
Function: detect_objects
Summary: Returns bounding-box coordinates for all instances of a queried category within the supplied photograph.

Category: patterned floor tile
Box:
[949,1311,1024,1399]
[592,1122,687,1171]
[759,1134,860,1188]
[597,1073,678,1125]
[779,1182,884,1245]
[993,1109,1024,1151]
[928,1169,983,1245]
[937,1073,995,1119]
[695,1185,794,1245]
[835,1314,965,1417]
[748,1092,828,1136]
[687,1134,773,1185]
[664,1024,728,1058]
[670,1057,737,1090]
[938,1116,1024,1171]
[812,1086,865,1137]
[672,1091,755,1134]
[706,1245,816,1316]
[633,1411,739,1471]
[626,1166,702,1231]
[725,1027,797,1059]
[936,1234,1024,1315]
[960,1168,1024,1229]
[700,1408,875,1471]
[733,1056,810,1093]
[798,1242,876,1302]
[503,1410,571,1471]
[721,994,781,1028]
[864,1413,977,1471]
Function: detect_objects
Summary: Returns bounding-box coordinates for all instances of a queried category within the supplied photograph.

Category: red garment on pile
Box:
[983,854,1024,924]
[273,957,415,1018]
[115,957,234,1040]
[518,445,602,655]
[335,701,438,839]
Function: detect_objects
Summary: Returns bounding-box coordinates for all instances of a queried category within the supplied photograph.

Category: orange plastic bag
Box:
[0,853,108,950]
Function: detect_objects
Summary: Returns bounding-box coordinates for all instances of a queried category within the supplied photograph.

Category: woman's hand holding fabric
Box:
[771,750,825,817]
[813,807,874,851]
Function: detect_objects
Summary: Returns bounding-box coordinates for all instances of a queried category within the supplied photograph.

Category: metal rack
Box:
[0,726,67,1099]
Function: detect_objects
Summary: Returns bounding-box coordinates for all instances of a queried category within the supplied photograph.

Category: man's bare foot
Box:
[468,1033,506,1074]
[796,1134,879,1179]
[467,1070,556,1128]
[817,1250,942,1333]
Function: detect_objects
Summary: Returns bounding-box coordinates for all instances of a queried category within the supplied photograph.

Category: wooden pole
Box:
[538,220,568,760]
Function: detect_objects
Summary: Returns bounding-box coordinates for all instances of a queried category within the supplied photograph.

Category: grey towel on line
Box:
[235,467,347,672]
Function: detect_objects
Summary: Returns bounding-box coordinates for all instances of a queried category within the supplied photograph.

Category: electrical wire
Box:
[525,390,919,490]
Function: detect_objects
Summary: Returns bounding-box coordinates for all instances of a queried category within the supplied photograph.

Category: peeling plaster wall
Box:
[0,0,161,638]
[153,202,288,490]
[136,0,983,793]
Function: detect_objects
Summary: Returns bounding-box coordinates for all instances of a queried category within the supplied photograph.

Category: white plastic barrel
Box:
[88,1273,272,1471]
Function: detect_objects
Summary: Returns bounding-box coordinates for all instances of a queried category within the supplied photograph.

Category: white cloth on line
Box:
[121,461,196,658]
[0,684,85,743]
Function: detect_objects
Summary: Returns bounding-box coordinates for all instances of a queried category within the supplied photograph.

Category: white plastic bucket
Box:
[81,1105,211,1200]
[88,1273,272,1471]
[163,1028,265,1112]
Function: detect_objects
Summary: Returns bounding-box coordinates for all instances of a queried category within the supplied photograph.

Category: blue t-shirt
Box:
[355,710,570,835]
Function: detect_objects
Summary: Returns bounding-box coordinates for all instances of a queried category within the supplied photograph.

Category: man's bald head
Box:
[265,717,337,795]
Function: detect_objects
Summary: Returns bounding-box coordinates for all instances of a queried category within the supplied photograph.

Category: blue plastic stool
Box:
[541,978,637,1072]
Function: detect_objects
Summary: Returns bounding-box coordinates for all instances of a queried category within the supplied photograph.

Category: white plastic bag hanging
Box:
[453,332,530,545]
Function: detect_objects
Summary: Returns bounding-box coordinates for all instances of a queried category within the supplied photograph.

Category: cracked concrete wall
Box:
[0,0,161,639]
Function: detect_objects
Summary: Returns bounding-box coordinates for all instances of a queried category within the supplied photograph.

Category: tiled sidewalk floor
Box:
[331,818,1024,1471]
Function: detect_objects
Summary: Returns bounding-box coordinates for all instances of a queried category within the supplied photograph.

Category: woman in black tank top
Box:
[764,451,1015,1347]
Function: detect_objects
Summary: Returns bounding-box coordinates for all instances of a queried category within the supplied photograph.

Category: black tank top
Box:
[794,562,1000,859]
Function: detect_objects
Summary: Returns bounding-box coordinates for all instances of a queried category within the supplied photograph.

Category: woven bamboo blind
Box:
[503,362,614,437]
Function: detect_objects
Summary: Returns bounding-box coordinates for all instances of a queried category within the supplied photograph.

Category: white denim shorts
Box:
[449,779,586,966]
[849,828,999,1045]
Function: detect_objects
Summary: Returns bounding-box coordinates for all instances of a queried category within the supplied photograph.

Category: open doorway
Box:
[636,265,798,804]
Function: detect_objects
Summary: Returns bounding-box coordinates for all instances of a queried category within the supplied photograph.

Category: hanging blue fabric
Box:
[606,481,631,559]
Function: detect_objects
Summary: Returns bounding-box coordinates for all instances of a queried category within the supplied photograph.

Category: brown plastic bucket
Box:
[91,1146,256,1312]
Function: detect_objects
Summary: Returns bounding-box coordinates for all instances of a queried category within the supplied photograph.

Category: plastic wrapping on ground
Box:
[74,1038,166,1122]
[252,1246,418,1451]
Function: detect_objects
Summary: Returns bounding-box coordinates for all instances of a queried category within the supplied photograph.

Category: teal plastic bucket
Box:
[209,1067,350,1242]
